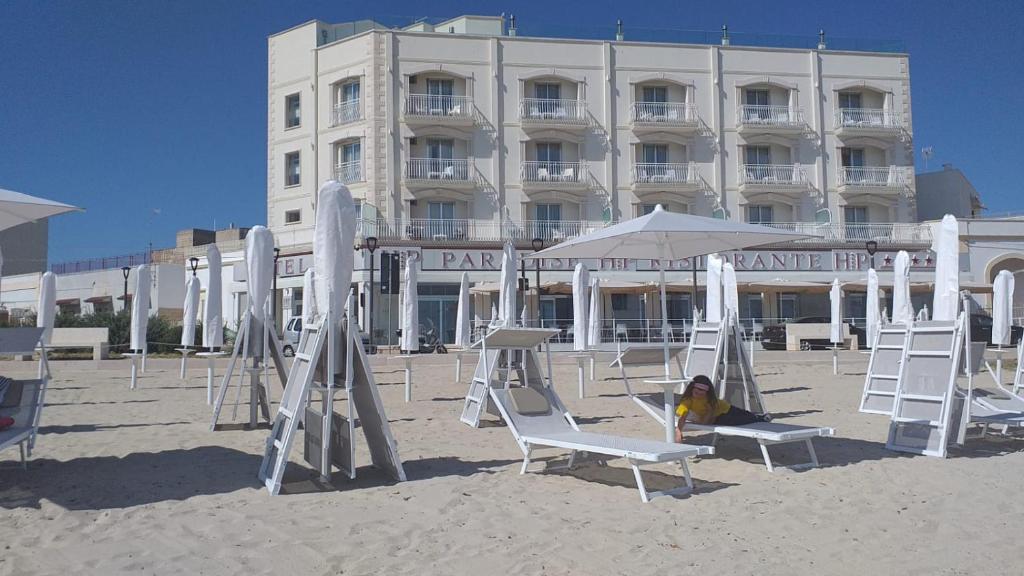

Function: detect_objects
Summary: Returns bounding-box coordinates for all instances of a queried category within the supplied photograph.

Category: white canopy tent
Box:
[528,205,813,380]
[400,252,420,353]
[572,263,590,351]
[931,215,960,322]
[202,244,223,350]
[867,268,881,349]
[891,250,913,325]
[36,271,56,346]
[705,254,723,323]
[497,242,517,328]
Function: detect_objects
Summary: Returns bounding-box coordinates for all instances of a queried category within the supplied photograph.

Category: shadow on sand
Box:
[276,456,521,495]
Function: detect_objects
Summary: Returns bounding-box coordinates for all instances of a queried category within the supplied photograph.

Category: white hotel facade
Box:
[266,15,932,344]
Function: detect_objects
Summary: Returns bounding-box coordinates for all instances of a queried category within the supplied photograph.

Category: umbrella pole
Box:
[659,266,670,380]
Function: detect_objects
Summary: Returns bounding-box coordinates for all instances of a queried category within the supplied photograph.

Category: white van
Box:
[281,316,376,355]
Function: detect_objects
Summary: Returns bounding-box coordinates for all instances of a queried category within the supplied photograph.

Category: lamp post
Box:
[365,236,379,350]
[865,240,878,270]
[121,266,131,312]
[272,247,280,331]
[189,256,199,276]
[691,256,699,319]
[531,237,544,327]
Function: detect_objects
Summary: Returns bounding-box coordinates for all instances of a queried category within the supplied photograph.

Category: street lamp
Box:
[531,237,544,327]
[121,266,131,312]
[365,236,379,350]
[189,256,199,276]
[273,247,281,331]
[865,240,878,269]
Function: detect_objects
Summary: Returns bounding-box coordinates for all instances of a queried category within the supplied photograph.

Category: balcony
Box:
[834,108,906,139]
[354,218,601,244]
[736,105,807,136]
[762,222,932,247]
[521,161,588,191]
[630,102,700,134]
[331,100,360,127]
[404,159,475,189]
[333,161,362,184]
[738,164,808,194]
[403,94,474,126]
[630,162,700,193]
[519,98,588,130]
[837,166,912,194]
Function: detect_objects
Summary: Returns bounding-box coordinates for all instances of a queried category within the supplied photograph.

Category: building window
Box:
[838,92,862,109]
[747,205,774,225]
[640,203,659,216]
[285,93,300,129]
[285,152,300,186]
[641,144,668,164]
[745,89,769,106]
[284,209,301,224]
[332,81,360,125]
[844,206,868,224]
[745,146,771,165]
[642,86,667,103]
[611,293,628,311]
[841,148,865,167]
[535,82,561,100]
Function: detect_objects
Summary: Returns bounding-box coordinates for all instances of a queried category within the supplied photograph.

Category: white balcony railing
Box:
[739,164,807,186]
[631,162,698,185]
[331,100,360,126]
[834,108,902,130]
[737,105,805,126]
[630,102,698,125]
[521,161,586,184]
[404,94,473,119]
[838,166,911,188]
[519,98,588,123]
[333,161,362,184]
[763,222,932,245]
[405,158,471,182]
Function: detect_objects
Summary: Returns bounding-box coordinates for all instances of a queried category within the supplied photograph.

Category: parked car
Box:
[968,313,1023,345]
[283,316,377,355]
[761,316,866,351]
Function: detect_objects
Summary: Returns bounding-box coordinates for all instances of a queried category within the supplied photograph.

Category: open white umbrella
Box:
[993,270,1014,347]
[130,264,151,353]
[588,277,602,347]
[497,242,517,328]
[181,275,200,347]
[313,181,356,328]
[572,263,590,351]
[36,271,56,345]
[455,272,470,347]
[302,267,317,326]
[867,268,880,349]
[203,244,223,350]
[0,188,82,231]
[246,226,275,323]
[722,262,738,321]
[891,250,913,326]
[400,252,420,352]
[931,215,960,322]
[706,254,724,323]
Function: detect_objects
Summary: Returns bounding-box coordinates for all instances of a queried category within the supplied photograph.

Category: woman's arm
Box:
[674,415,687,443]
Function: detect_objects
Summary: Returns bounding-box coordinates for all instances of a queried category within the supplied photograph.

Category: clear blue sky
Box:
[1,0,1022,264]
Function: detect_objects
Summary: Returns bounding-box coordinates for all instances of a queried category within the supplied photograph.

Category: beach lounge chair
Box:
[0,328,51,468]
[490,386,712,503]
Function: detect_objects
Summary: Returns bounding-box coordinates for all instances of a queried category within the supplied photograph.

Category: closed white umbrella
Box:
[931,215,960,322]
[203,244,223,349]
[313,181,357,326]
[130,264,151,353]
[489,302,498,327]
[722,262,739,322]
[0,188,82,232]
[400,252,420,352]
[246,226,275,322]
[455,272,471,347]
[705,254,723,323]
[498,242,517,328]
[572,263,590,351]
[588,277,602,347]
[181,275,200,347]
[302,267,317,326]
[867,268,881,349]
[830,278,843,344]
[36,271,56,345]
[993,270,1015,347]
[891,250,913,326]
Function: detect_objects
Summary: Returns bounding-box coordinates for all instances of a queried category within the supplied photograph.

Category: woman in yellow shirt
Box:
[674,375,769,442]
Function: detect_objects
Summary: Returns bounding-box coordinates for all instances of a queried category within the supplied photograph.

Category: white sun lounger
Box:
[0,328,51,468]
[682,421,834,472]
[490,387,713,503]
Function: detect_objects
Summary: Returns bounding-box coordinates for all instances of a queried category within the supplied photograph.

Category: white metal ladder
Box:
[859,324,910,415]
[1013,338,1024,396]
[461,349,501,427]
[258,316,328,495]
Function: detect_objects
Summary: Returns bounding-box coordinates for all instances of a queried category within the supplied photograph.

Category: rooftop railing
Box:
[50,252,151,274]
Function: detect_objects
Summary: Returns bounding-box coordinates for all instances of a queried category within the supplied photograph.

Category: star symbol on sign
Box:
[925,256,934,265]
[883,254,893,266]
[911,255,920,265]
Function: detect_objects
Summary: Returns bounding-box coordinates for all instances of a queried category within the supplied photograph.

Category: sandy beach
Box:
[1,350,1022,576]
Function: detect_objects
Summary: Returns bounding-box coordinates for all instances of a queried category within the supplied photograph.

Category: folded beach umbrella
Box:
[455,272,471,347]
[489,302,498,327]
[830,278,843,344]
[130,264,151,353]
[246,226,275,322]
[588,277,602,347]
[181,274,200,347]
[867,268,881,349]
[36,271,56,345]
[400,252,420,352]
[0,188,82,232]
[528,205,813,378]
[931,215,960,322]
[722,262,739,322]
[572,263,590,351]
[313,181,357,325]
[891,250,913,326]
[497,242,517,328]
[302,267,317,326]
[203,244,223,350]
[705,254,723,323]
[993,270,1015,347]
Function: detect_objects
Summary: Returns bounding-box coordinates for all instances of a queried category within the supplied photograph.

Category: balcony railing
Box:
[834,108,902,130]
[50,252,151,275]
[519,98,588,124]
[521,161,586,184]
[333,161,362,184]
[404,94,473,120]
[331,100,360,126]
[737,105,805,127]
[739,164,807,186]
[405,158,471,182]
[631,162,698,185]
[630,102,698,125]
[763,222,932,245]
[838,166,911,188]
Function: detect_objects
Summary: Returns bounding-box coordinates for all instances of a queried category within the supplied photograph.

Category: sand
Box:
[1,349,1022,576]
